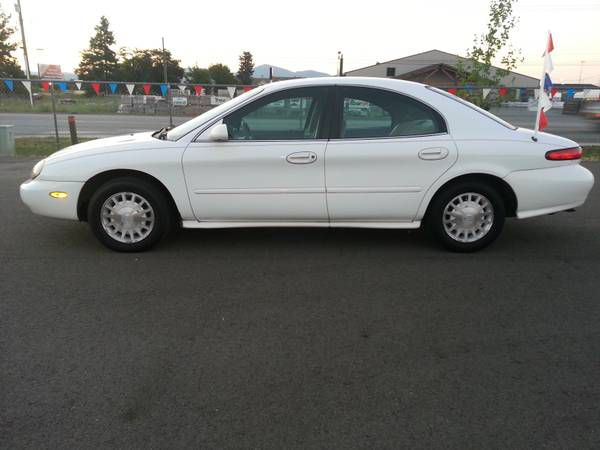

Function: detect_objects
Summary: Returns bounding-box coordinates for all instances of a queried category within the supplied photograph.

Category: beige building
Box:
[345,49,539,88]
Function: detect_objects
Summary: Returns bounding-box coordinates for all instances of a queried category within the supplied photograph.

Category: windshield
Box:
[166,87,265,141]
[427,86,517,130]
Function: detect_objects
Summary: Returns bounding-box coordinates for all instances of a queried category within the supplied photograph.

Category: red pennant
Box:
[194,85,203,96]
[41,81,49,91]
[143,84,151,95]
[91,83,101,95]
[550,87,558,98]
[498,87,508,97]
[539,109,548,131]
[447,88,457,95]
[243,86,252,93]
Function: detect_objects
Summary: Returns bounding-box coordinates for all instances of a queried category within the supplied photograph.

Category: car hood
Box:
[45,132,175,164]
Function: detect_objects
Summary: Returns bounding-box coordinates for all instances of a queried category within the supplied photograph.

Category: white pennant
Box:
[178,84,187,93]
[75,82,82,90]
[126,83,135,95]
[482,88,491,99]
[227,86,236,98]
[21,80,32,95]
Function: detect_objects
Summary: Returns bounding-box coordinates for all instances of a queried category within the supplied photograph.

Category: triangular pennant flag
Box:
[227,86,236,98]
[447,88,457,95]
[91,82,101,95]
[539,109,549,130]
[75,82,82,90]
[41,81,50,91]
[160,84,168,96]
[57,82,68,92]
[21,80,31,95]
[566,88,576,98]
[550,87,558,98]
[3,79,14,92]
[143,84,151,95]
[178,84,187,93]
[482,88,491,99]
[126,83,135,95]
[498,87,508,97]
[243,85,252,93]
[108,83,117,94]
[194,85,203,96]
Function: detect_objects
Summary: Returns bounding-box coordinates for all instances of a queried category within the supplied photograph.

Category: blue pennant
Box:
[566,88,576,99]
[109,83,117,94]
[160,84,168,96]
[3,79,14,91]
[57,82,68,92]
[544,73,553,91]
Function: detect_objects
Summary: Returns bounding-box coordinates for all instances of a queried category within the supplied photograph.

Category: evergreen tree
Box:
[237,51,254,85]
[208,63,238,85]
[0,7,24,78]
[76,16,118,80]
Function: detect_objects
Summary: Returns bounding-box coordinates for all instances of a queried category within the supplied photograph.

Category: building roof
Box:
[345,49,539,88]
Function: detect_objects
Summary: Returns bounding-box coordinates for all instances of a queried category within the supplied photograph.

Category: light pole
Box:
[14,0,32,105]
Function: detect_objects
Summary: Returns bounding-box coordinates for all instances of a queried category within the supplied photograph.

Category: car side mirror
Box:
[209,123,229,142]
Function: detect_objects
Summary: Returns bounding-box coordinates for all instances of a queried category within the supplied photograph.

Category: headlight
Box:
[31,159,45,179]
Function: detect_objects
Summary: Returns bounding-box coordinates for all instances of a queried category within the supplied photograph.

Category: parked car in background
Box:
[20,77,594,252]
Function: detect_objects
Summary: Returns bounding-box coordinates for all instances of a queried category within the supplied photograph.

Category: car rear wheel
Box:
[427,181,505,252]
[87,177,173,252]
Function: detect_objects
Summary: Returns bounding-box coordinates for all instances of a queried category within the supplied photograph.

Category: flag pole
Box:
[533,31,550,142]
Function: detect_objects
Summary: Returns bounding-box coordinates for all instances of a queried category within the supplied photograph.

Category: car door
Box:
[182,86,332,223]
[325,86,457,223]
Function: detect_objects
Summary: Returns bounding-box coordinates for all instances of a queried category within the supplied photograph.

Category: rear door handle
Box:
[286,151,317,164]
[418,147,449,160]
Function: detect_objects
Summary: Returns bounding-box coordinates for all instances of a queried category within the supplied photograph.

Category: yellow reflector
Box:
[49,191,68,199]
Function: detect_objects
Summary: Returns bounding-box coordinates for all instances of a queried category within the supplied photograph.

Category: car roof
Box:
[259,76,425,94]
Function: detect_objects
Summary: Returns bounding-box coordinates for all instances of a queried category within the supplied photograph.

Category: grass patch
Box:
[0,96,120,114]
[583,146,600,161]
[16,137,96,157]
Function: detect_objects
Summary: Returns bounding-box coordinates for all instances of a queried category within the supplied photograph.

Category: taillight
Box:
[545,147,582,161]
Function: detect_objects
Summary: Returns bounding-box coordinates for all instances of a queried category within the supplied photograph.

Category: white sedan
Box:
[20,77,594,252]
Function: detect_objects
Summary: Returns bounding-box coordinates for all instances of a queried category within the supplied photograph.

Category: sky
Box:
[4,0,600,84]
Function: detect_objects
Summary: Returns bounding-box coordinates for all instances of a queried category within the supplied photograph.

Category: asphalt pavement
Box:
[1,107,599,143]
[1,159,599,449]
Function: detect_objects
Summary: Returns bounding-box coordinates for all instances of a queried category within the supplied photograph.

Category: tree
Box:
[237,51,254,85]
[118,48,184,82]
[76,16,118,81]
[187,65,211,84]
[208,63,238,85]
[456,0,523,109]
[0,7,24,78]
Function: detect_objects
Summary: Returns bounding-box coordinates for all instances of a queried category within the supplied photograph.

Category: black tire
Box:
[87,177,173,252]
[426,181,505,252]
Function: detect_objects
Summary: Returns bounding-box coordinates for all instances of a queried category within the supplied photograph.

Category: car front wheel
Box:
[87,177,173,252]
[427,181,505,252]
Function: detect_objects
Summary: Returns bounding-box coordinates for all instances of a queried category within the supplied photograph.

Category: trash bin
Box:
[0,125,15,156]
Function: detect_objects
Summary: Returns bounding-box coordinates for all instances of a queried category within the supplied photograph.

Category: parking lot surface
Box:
[1,159,599,449]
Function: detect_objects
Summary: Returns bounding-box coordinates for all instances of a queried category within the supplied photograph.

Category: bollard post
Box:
[49,82,60,150]
[68,115,78,145]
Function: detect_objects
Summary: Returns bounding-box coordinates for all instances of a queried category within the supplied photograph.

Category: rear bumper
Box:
[20,179,84,220]
[505,164,595,219]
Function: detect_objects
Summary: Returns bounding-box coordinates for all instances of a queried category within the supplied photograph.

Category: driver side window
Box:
[223,87,329,141]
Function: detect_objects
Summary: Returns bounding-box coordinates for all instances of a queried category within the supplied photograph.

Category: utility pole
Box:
[337,51,344,77]
[14,0,33,106]
[162,37,173,127]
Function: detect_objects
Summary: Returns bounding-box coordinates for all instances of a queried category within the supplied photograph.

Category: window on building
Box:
[386,67,396,77]
[339,87,446,139]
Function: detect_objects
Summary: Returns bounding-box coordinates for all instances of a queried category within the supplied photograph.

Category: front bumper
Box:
[505,164,595,219]
[20,179,84,220]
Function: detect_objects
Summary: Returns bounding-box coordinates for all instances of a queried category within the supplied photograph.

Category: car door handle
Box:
[286,151,317,164]
[418,147,449,160]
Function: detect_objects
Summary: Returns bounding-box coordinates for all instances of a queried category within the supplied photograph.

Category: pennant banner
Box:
[75,82,82,90]
[194,85,203,96]
[482,88,491,99]
[160,84,168,96]
[566,88,576,98]
[498,87,508,97]
[143,84,151,95]
[178,84,187,93]
[227,86,236,98]
[21,80,32,95]
[447,88,457,95]
[243,85,252,93]
[537,32,555,132]
[91,82,101,95]
[126,83,135,95]
[3,79,14,91]
[108,82,117,94]
[41,81,50,91]
[57,82,68,92]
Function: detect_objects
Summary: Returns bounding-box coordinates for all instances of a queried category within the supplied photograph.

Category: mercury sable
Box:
[20,77,594,252]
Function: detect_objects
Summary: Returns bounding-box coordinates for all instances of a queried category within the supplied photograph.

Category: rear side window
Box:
[338,86,446,139]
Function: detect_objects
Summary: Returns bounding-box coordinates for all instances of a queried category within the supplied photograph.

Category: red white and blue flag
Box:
[535,32,555,132]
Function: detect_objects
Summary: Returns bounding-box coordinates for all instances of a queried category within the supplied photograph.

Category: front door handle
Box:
[286,151,317,164]
[418,147,449,160]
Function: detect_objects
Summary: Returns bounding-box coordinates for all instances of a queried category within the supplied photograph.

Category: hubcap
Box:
[442,192,494,243]
[101,192,154,243]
